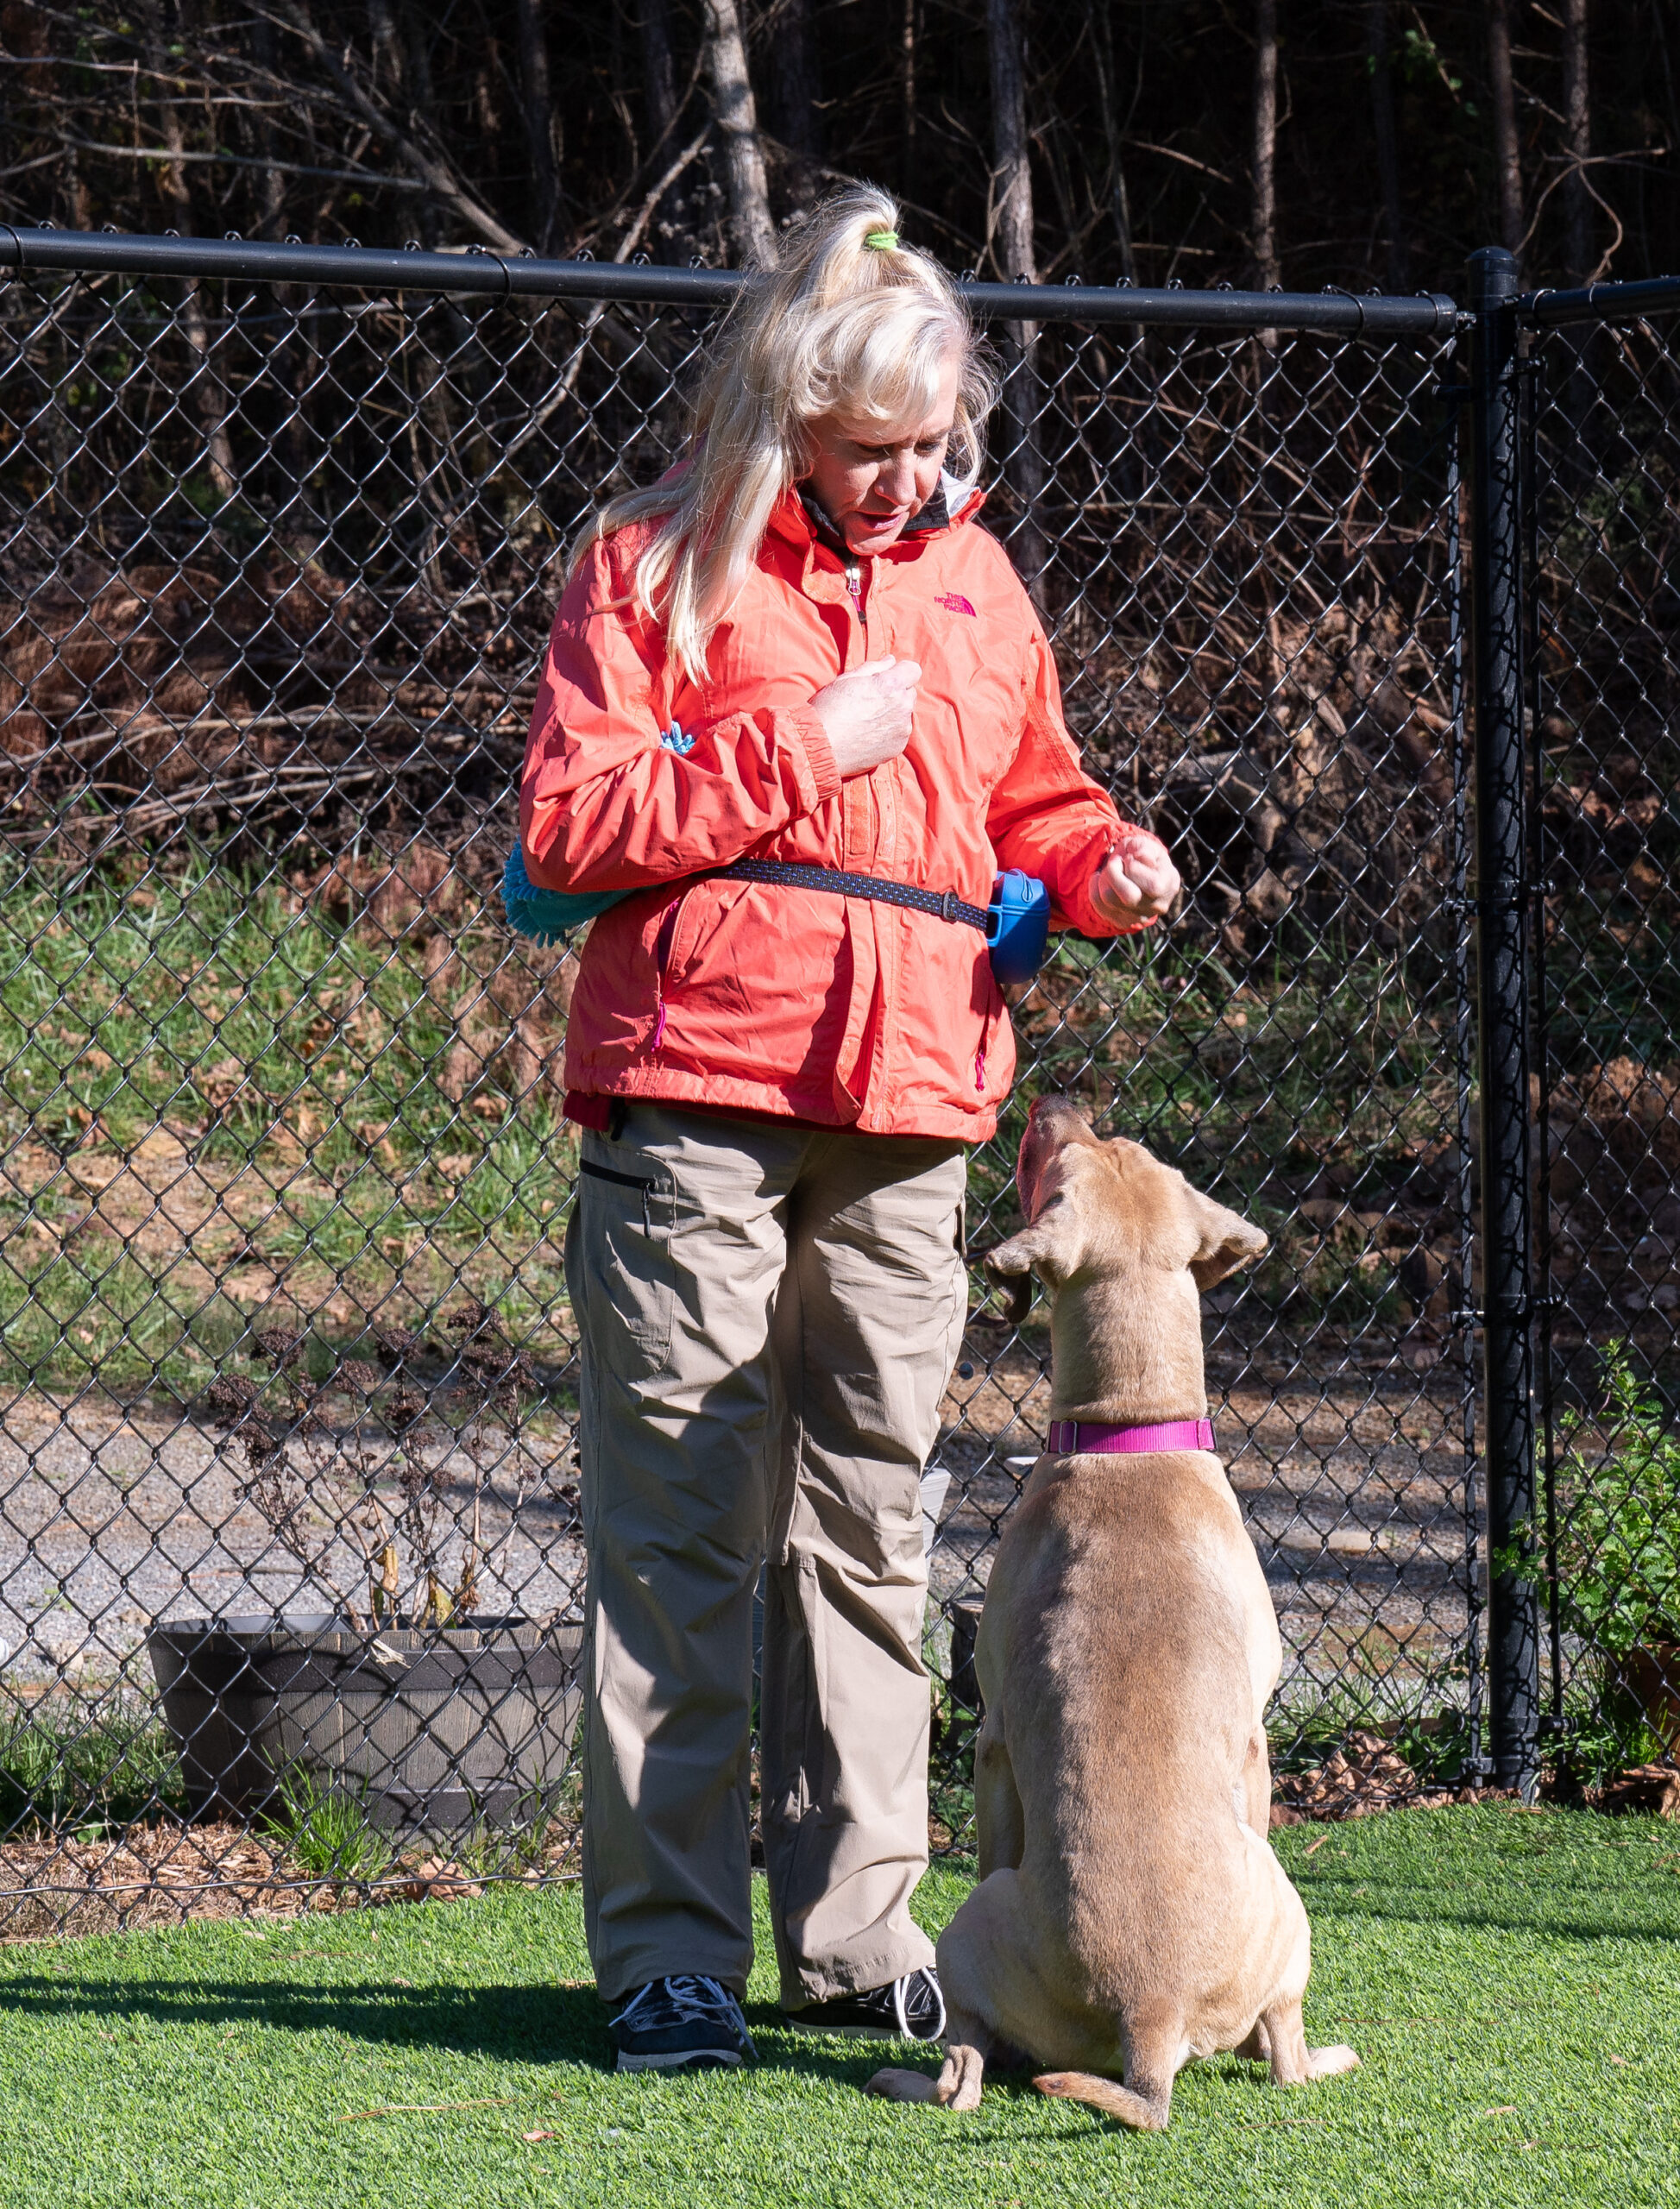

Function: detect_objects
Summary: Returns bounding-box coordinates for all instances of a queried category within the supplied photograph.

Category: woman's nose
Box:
[878,453,917,507]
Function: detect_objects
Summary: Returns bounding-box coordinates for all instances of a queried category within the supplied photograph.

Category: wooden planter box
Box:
[147,1614,582,1836]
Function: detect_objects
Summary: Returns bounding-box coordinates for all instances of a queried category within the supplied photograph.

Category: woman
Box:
[519,186,1180,2073]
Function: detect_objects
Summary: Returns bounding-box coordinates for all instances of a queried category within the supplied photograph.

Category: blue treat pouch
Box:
[503,721,695,942]
[986,870,1051,985]
[501,843,630,944]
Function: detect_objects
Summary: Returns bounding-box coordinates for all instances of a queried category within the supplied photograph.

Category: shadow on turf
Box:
[0,1979,1004,2091]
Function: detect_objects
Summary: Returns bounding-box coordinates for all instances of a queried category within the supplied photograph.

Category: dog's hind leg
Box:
[1241,1726,1273,1837]
[1258,1894,1358,2086]
[974,1716,1025,1879]
[1259,1993,1358,2086]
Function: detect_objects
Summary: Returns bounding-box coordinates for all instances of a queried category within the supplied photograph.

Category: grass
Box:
[0,858,576,1389]
[260,1766,395,1885]
[0,1691,186,1835]
[0,1807,1677,2206]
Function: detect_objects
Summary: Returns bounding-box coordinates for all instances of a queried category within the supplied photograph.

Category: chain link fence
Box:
[0,226,1644,1932]
[1528,292,1680,1803]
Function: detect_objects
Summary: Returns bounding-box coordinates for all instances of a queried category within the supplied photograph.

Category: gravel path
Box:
[0,1332,1479,1740]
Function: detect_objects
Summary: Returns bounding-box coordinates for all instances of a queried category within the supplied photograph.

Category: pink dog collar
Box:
[1046,1418,1215,1456]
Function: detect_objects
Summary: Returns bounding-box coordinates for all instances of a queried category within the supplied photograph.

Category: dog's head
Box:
[983,1094,1268,1328]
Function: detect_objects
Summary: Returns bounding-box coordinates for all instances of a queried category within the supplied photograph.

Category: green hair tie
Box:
[864,230,899,251]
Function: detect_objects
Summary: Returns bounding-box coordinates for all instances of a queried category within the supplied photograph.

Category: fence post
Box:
[1466,243,1541,1798]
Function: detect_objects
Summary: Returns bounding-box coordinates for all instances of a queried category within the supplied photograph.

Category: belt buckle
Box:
[940,888,960,923]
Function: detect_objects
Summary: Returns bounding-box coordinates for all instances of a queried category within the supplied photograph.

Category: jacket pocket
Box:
[654,882,719,993]
[974,976,1010,1096]
[569,1149,676,1381]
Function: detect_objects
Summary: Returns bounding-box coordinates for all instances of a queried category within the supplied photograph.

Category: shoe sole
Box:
[779,2016,941,2042]
[614,2047,752,2072]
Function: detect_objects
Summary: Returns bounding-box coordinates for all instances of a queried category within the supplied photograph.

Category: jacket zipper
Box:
[843,558,866,635]
[651,892,687,1052]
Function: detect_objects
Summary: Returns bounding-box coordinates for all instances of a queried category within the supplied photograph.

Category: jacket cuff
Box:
[1078,835,1163,937]
[1047,820,1128,935]
[783,704,841,806]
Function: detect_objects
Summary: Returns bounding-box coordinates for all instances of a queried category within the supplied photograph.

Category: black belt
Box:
[721,857,988,932]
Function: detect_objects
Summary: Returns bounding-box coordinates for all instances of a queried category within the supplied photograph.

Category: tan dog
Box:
[869,1095,1357,2129]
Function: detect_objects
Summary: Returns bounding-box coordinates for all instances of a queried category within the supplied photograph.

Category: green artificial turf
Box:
[0,1807,1677,2208]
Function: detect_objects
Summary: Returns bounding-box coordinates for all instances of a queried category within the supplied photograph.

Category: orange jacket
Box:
[520,482,1144,1141]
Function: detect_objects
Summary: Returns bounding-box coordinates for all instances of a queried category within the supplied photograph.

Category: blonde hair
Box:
[569,185,997,683]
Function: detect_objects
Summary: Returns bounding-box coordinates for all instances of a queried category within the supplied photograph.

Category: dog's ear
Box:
[1185,1186,1268,1291]
[981,1200,1083,1326]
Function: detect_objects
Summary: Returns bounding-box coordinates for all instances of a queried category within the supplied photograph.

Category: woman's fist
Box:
[1091,829,1181,926]
[809,657,922,779]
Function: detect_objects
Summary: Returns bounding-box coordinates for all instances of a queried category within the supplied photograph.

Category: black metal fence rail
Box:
[0,229,1672,1927]
[1,223,1459,334]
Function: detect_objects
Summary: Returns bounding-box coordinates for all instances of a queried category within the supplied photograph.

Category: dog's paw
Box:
[865,2067,941,2103]
[1305,2043,1360,2080]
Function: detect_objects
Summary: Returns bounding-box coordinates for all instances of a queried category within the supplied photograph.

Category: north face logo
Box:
[935,592,977,617]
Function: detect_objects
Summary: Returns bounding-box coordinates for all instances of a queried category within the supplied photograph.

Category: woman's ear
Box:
[1184,1185,1268,1290]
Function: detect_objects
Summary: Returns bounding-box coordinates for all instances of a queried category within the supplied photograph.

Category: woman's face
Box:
[802,351,962,557]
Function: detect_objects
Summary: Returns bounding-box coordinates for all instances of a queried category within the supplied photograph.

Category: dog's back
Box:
[980,1451,1294,2042]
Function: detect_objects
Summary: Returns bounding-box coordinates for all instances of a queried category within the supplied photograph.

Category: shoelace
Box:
[612,1973,739,2031]
[893,1968,947,2041]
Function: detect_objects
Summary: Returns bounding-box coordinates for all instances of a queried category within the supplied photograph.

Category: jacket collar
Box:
[768,469,985,557]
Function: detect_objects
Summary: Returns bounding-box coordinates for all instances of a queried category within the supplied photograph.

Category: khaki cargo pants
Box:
[565,1101,968,2008]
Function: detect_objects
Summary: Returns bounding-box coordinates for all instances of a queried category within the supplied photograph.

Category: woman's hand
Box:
[809,658,922,778]
[1091,829,1181,926]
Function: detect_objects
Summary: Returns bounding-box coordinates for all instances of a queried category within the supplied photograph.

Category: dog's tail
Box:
[1033,2071,1171,2131]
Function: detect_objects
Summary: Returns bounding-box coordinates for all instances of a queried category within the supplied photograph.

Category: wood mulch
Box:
[0,1822,581,1942]
[1271,1728,1680,1824]
[6,1753,1675,1939]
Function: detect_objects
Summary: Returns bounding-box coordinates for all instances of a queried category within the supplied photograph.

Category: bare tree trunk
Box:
[986,0,1035,281]
[770,0,821,209]
[899,0,917,202]
[1088,0,1138,288]
[513,0,563,251]
[702,0,776,265]
[1488,0,1523,258]
[985,0,1046,601]
[1563,0,1591,280]
[368,0,406,98]
[249,11,289,237]
[148,3,236,500]
[1251,0,1280,289]
[1368,0,1409,290]
[640,0,677,146]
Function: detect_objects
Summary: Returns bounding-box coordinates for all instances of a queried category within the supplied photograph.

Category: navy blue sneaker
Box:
[783,1966,946,2042]
[608,1974,757,2073]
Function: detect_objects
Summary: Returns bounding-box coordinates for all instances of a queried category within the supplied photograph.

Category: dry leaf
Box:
[1482,2105,1518,2118]
[522,2129,558,2143]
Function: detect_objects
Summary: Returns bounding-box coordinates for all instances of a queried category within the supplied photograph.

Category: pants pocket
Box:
[570,1146,677,1381]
